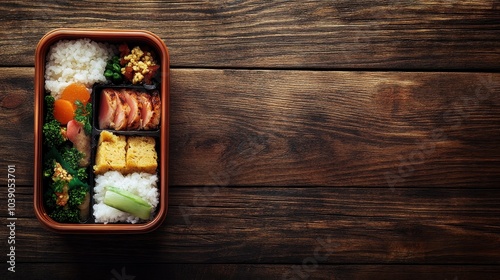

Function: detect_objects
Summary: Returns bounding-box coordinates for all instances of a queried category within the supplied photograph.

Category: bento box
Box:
[33,29,169,233]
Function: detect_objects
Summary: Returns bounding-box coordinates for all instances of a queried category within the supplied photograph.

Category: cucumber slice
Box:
[103,186,152,220]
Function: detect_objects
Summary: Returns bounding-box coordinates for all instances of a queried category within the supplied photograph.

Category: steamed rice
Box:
[45,38,116,99]
[93,171,159,224]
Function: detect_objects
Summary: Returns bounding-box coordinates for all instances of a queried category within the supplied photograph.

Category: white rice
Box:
[93,171,159,224]
[45,38,116,99]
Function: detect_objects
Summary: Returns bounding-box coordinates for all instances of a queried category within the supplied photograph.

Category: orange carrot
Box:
[53,99,76,125]
[60,83,91,106]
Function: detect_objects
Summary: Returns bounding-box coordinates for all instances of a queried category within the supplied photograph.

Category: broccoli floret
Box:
[61,147,89,181]
[61,147,83,170]
[44,190,79,223]
[76,168,88,181]
[48,207,81,223]
[67,178,89,208]
[43,120,66,148]
[51,179,65,193]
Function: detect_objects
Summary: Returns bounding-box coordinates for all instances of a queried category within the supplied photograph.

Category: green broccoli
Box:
[45,189,80,223]
[48,207,81,223]
[67,178,89,208]
[43,120,66,148]
[61,147,88,181]
[76,168,88,181]
[61,147,83,170]
[51,179,65,193]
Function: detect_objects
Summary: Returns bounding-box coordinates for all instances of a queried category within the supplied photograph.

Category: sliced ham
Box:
[123,89,141,130]
[144,91,161,130]
[98,89,117,129]
[98,88,160,131]
[137,92,153,129]
[113,92,130,131]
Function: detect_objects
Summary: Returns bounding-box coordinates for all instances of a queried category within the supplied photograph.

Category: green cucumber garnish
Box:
[103,186,152,220]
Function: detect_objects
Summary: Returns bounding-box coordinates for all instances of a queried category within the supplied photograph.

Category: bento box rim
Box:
[33,28,169,234]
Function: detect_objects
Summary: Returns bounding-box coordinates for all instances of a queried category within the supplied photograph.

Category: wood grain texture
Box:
[2,186,500,264]
[1,1,499,279]
[3,263,500,280]
[170,69,500,187]
[2,68,499,187]
[0,0,499,69]
[0,68,34,174]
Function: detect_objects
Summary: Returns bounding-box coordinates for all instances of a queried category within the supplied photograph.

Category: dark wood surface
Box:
[1,0,500,279]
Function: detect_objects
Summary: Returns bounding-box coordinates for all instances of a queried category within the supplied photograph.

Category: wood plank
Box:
[2,186,500,264]
[2,68,500,187]
[170,69,500,187]
[1,0,499,69]
[3,263,500,280]
[0,68,34,182]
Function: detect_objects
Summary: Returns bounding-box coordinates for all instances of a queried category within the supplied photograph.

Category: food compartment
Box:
[92,84,161,134]
[34,29,169,233]
[90,129,161,224]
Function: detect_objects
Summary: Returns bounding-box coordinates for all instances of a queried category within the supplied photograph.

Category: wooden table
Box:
[1,1,500,279]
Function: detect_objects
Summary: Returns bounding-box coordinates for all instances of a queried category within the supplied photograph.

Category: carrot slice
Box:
[53,99,76,125]
[60,83,90,106]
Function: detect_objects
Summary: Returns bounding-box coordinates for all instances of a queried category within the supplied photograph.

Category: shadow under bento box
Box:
[34,29,169,233]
